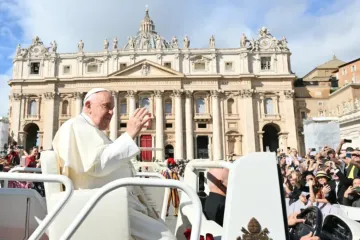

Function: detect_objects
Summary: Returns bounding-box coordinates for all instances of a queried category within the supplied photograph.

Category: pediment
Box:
[108,59,184,78]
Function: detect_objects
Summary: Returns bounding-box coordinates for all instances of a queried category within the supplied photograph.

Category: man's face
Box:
[353,179,360,188]
[86,92,114,130]
[352,153,360,163]
[32,148,38,156]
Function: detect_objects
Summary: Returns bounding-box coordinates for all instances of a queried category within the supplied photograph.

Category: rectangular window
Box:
[300,111,307,120]
[225,62,233,71]
[194,62,206,70]
[119,63,127,70]
[164,62,171,68]
[165,123,173,128]
[30,62,40,74]
[198,123,207,129]
[63,65,71,74]
[352,65,356,72]
[120,102,127,114]
[120,123,127,128]
[87,64,98,73]
[260,57,271,70]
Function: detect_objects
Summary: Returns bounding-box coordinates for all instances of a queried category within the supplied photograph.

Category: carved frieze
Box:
[141,63,150,76]
[283,90,294,99]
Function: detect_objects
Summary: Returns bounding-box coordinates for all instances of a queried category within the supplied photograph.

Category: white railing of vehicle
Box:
[0,173,73,240]
[135,172,170,221]
[61,178,202,240]
[187,160,232,170]
[3,167,42,188]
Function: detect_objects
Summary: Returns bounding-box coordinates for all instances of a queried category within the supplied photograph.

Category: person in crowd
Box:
[162,157,180,217]
[308,171,336,204]
[327,163,353,204]
[343,178,360,207]
[7,141,20,166]
[346,150,360,179]
[204,167,229,226]
[24,147,40,168]
[52,88,175,240]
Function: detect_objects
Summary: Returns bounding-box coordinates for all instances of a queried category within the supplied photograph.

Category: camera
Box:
[311,148,316,152]
[344,139,352,143]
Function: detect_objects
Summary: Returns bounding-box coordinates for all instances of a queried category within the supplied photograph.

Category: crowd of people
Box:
[280,141,360,209]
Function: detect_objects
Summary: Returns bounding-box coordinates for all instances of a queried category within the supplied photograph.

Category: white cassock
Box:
[52,113,176,240]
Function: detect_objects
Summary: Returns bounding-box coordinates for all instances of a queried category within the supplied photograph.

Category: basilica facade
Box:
[8,9,299,160]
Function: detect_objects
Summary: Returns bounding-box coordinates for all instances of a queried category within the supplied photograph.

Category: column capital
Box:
[210,90,221,98]
[173,89,183,97]
[126,90,137,98]
[110,90,118,97]
[11,93,23,101]
[283,90,294,99]
[73,92,83,99]
[43,92,57,100]
[154,90,164,98]
[184,90,193,98]
[240,89,255,98]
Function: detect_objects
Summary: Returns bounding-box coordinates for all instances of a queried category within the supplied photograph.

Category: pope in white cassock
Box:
[52,88,176,240]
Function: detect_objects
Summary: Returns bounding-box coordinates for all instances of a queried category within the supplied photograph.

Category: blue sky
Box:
[0,0,360,117]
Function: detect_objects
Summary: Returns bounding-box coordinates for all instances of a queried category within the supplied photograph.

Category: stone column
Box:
[211,90,223,160]
[241,89,256,152]
[109,91,118,141]
[185,91,194,160]
[279,133,288,153]
[18,132,27,149]
[235,135,242,156]
[272,95,279,115]
[258,131,264,152]
[127,90,137,116]
[38,132,44,148]
[74,92,83,115]
[43,92,57,150]
[11,93,22,142]
[154,90,164,161]
[259,93,265,118]
[283,90,298,150]
[173,90,184,160]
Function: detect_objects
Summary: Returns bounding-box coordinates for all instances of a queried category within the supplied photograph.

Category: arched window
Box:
[196,98,205,114]
[62,100,69,115]
[140,97,150,111]
[227,98,235,114]
[165,99,172,114]
[28,100,37,116]
[264,98,274,115]
[120,99,127,115]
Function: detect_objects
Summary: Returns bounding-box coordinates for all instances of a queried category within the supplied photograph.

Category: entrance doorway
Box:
[165,144,174,158]
[196,136,209,158]
[24,123,39,152]
[140,135,152,161]
[262,124,280,152]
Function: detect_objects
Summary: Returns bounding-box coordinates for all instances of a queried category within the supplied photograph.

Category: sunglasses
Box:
[307,178,314,181]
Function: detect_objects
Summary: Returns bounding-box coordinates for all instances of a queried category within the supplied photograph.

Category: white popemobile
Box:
[0,151,360,240]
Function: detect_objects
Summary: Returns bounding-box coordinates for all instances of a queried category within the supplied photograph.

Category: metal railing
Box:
[4,167,42,188]
[135,172,170,221]
[60,178,202,240]
[187,160,232,170]
[0,173,73,240]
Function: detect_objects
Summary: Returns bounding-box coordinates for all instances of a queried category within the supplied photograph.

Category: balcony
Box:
[263,114,281,120]
[119,113,129,119]
[194,113,212,121]
[225,113,239,119]
[60,114,71,119]
[26,114,39,120]
[165,113,174,119]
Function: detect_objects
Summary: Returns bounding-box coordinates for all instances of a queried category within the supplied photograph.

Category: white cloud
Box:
[4,0,360,77]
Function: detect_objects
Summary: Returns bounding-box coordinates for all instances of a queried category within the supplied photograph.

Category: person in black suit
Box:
[327,166,353,204]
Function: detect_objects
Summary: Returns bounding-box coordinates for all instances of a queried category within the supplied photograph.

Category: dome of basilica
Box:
[123,9,173,50]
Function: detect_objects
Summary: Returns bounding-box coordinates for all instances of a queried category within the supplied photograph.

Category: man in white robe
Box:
[52,88,176,240]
